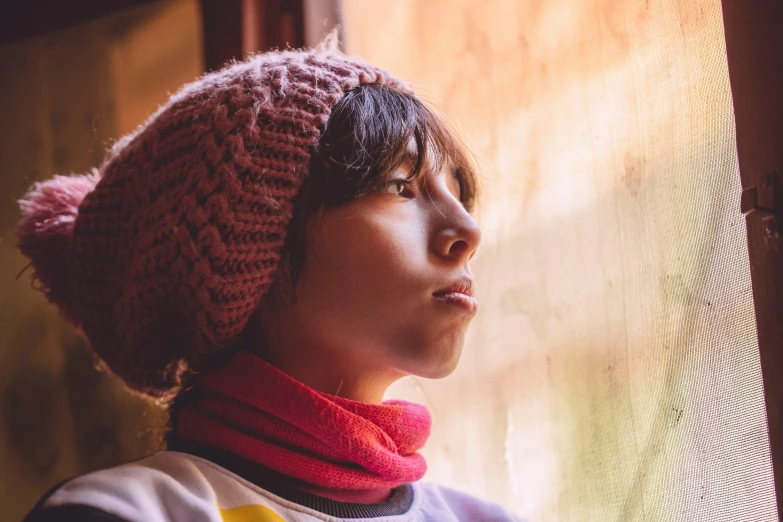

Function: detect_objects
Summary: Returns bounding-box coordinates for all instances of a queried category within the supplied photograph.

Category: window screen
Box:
[343,1,778,519]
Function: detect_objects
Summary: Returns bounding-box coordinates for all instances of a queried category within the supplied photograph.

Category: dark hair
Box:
[166,83,479,449]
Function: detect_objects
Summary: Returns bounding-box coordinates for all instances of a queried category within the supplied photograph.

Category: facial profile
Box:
[245,84,481,403]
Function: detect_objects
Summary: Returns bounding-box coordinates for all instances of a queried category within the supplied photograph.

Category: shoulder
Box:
[21,452,358,522]
[22,452,221,522]
[413,481,526,522]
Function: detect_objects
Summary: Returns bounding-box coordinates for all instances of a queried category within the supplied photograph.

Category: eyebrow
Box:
[403,139,420,167]
[401,142,457,180]
[398,147,420,180]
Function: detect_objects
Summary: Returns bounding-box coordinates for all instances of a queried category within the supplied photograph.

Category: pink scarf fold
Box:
[176,350,432,491]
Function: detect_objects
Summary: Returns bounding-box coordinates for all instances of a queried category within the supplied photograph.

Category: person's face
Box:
[272,161,481,382]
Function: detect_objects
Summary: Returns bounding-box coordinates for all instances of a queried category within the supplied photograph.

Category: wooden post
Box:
[200,0,304,72]
[722,0,783,516]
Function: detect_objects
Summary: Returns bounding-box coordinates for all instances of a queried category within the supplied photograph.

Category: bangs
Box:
[308,84,479,212]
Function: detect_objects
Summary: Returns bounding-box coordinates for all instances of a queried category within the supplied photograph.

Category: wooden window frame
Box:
[200,0,305,72]
[722,0,783,514]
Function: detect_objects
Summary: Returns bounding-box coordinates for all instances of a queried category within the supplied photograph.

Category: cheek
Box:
[291,207,433,350]
[287,206,469,373]
[309,210,427,301]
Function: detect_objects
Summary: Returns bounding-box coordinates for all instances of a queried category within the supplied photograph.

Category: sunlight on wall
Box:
[345,0,778,520]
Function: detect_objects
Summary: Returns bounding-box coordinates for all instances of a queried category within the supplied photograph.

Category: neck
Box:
[250,303,407,404]
[255,337,404,405]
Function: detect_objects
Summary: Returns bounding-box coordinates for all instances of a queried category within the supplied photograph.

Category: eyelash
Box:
[382,179,414,198]
[380,175,464,206]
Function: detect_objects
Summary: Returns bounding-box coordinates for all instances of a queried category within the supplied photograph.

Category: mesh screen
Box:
[344,0,778,519]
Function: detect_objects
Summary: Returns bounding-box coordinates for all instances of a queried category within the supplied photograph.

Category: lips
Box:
[433,279,478,315]
[433,279,474,298]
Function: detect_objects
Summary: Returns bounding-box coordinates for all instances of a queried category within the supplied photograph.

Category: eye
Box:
[450,168,463,202]
[382,179,414,198]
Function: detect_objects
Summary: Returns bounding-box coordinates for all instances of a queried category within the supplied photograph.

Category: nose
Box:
[433,206,482,264]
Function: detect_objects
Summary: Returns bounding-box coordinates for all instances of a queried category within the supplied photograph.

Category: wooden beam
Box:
[722,0,783,515]
[200,0,304,72]
[0,0,159,46]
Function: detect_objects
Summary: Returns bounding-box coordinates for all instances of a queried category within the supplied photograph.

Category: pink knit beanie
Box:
[15,44,410,399]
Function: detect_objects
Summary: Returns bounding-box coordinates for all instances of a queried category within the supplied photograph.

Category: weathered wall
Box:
[0,2,201,520]
[343,0,778,520]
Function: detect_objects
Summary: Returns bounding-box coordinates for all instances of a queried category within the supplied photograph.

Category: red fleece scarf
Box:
[176,350,432,491]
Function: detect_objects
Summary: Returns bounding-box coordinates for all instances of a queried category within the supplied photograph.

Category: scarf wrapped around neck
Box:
[175,350,432,493]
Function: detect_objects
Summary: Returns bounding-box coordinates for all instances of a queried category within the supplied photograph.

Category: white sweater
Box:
[39,451,524,522]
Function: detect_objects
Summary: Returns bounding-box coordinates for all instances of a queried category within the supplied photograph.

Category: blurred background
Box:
[0,1,778,521]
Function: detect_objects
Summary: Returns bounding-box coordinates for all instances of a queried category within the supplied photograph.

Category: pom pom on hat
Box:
[16,169,101,328]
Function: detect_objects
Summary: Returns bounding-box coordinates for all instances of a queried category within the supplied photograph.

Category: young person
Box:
[16,41,523,521]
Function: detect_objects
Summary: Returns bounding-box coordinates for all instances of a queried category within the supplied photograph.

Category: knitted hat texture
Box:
[15,45,410,398]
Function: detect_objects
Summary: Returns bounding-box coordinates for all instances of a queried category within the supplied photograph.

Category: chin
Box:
[426,359,461,379]
[411,339,464,379]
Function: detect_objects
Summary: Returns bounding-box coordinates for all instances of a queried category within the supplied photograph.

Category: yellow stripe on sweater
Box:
[220,503,287,522]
